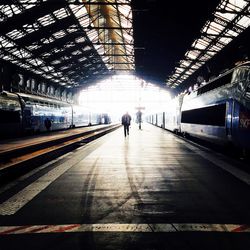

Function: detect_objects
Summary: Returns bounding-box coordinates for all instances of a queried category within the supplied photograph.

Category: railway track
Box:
[0,124,121,183]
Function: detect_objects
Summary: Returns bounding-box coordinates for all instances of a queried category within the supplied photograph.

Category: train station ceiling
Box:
[132,0,250,91]
[0,0,134,88]
[0,0,250,93]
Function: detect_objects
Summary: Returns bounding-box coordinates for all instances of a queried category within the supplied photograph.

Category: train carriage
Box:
[147,61,250,152]
[0,90,112,139]
[16,92,72,133]
[180,61,250,149]
[71,104,91,127]
[164,94,184,133]
[0,91,22,138]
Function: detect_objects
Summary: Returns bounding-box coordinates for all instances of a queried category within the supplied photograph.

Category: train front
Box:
[233,62,250,152]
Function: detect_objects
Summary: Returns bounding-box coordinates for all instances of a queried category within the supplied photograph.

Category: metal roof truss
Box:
[0,0,134,88]
[167,0,250,89]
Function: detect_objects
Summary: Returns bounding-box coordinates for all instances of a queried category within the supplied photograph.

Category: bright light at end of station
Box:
[78,75,171,121]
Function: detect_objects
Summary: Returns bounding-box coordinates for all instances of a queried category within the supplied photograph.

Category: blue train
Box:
[0,91,111,138]
[147,61,250,152]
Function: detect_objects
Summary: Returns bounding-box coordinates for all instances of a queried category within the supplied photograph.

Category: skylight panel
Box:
[206,50,216,57]
[27,44,41,50]
[6,29,25,40]
[70,4,89,27]
[1,5,15,18]
[238,16,250,27]
[53,30,67,39]
[51,60,61,65]
[0,37,14,48]
[75,37,86,43]
[22,23,40,33]
[228,0,246,9]
[83,45,92,51]
[37,14,55,27]
[94,44,104,53]
[20,64,30,70]
[41,65,54,72]
[126,45,134,52]
[186,51,200,60]
[186,70,194,76]
[86,29,98,41]
[20,1,36,10]
[176,68,185,75]
[180,60,191,67]
[118,4,131,17]
[42,37,55,44]
[12,48,32,59]
[11,4,22,15]
[72,50,81,55]
[60,66,70,71]
[226,29,240,37]
[190,64,200,70]
[78,57,87,62]
[194,39,208,50]
[66,27,76,34]
[22,0,47,4]
[167,0,250,88]
[123,32,133,41]
[28,58,43,66]
[1,55,13,61]
[78,14,90,27]
[51,72,61,78]
[207,22,224,34]
[32,69,43,75]
[216,12,236,22]
[219,36,233,45]
[70,4,88,17]
[53,8,68,20]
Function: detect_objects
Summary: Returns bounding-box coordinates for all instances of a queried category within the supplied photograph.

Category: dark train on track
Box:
[147,61,250,152]
[0,91,111,138]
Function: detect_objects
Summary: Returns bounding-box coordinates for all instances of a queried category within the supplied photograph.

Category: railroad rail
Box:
[0,124,121,183]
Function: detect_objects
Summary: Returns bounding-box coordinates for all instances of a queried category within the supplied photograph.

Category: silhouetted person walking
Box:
[136,110,142,130]
[121,112,131,137]
[44,117,52,131]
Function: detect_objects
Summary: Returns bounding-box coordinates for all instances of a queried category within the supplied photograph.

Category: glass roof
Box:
[82,0,134,71]
[167,0,250,88]
[0,0,134,88]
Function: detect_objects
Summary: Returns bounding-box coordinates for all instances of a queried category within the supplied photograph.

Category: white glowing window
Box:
[238,16,250,27]
[53,31,66,39]
[75,37,85,43]
[53,8,68,19]
[37,14,55,27]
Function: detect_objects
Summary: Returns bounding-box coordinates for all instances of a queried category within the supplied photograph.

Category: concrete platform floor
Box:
[0,123,249,250]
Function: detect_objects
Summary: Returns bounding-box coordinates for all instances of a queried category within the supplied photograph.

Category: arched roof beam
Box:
[15,16,75,47]
[167,0,250,89]
[0,1,66,34]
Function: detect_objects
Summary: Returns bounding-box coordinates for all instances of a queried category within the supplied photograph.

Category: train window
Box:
[197,72,233,95]
[0,110,21,123]
[181,103,226,126]
[0,97,21,111]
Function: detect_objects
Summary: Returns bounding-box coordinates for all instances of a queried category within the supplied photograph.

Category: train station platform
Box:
[0,123,250,250]
[0,124,116,155]
[0,124,120,179]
